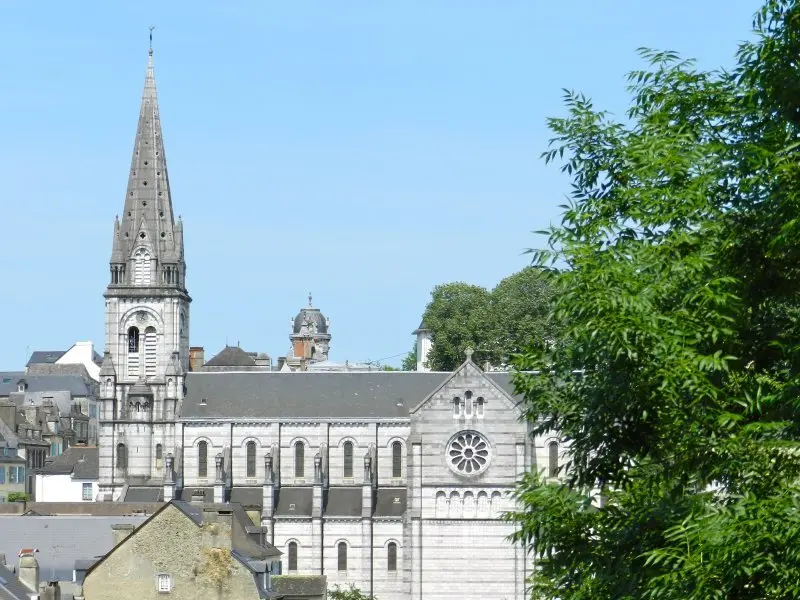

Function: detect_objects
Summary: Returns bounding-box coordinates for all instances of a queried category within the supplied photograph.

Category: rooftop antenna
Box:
[149,25,155,55]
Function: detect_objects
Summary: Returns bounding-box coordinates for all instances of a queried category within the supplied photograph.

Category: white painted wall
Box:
[35,473,98,502]
[57,341,101,382]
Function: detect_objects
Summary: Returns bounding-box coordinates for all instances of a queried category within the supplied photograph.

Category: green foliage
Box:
[422,267,556,370]
[508,2,800,599]
[328,583,377,600]
[401,343,417,371]
[7,492,28,503]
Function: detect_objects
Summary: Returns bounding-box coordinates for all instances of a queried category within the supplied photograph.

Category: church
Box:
[96,46,559,600]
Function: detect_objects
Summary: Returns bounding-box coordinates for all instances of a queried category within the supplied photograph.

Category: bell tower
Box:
[98,39,191,500]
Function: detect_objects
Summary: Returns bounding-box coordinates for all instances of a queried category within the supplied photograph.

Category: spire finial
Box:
[464,347,474,362]
[308,292,313,307]
[149,25,155,56]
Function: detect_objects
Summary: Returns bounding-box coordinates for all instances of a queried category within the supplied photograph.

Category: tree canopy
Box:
[507,2,800,598]
[415,267,556,371]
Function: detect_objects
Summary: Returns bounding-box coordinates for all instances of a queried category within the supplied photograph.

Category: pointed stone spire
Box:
[109,43,186,292]
[99,351,116,377]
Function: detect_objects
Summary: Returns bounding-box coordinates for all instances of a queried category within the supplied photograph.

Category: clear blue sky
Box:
[0,0,762,368]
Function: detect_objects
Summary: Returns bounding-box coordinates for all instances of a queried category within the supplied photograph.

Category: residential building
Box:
[80,501,293,600]
[0,436,26,503]
[35,446,99,502]
[26,341,103,382]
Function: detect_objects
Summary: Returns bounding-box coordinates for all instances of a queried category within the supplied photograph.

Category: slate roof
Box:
[0,563,34,600]
[39,446,99,479]
[0,374,91,397]
[205,346,257,368]
[275,487,313,516]
[0,515,148,582]
[123,487,164,502]
[230,486,263,508]
[375,488,406,517]
[182,372,457,420]
[26,350,66,366]
[325,488,362,517]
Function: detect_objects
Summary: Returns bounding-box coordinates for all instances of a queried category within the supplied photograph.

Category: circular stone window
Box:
[446,431,490,476]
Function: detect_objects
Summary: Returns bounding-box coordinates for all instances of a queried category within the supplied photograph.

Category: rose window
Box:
[447,431,490,475]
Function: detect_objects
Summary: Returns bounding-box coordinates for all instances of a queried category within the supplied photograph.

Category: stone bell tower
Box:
[98,40,191,500]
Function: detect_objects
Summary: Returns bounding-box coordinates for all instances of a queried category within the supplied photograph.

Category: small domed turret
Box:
[289,293,331,364]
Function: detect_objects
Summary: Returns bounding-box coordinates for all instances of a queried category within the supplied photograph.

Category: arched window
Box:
[548,441,559,478]
[156,444,163,460]
[246,441,256,478]
[116,443,127,469]
[144,327,157,377]
[435,491,448,518]
[343,441,353,478]
[133,248,151,285]
[294,442,304,478]
[387,542,397,572]
[287,541,298,572]
[128,327,140,353]
[198,441,208,477]
[392,441,402,478]
[337,542,347,572]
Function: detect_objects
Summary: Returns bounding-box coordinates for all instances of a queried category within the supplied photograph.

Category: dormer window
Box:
[133,248,151,285]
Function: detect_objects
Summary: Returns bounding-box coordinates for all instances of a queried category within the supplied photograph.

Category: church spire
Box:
[110,40,185,291]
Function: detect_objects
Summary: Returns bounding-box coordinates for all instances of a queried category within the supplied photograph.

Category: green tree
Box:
[490,266,557,358]
[401,343,417,371]
[328,584,376,600]
[423,282,493,370]
[419,270,556,371]
[507,2,800,599]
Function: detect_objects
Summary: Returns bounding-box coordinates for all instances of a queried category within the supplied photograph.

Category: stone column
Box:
[214,453,224,504]
[261,453,275,536]
[362,454,374,594]
[312,452,324,574]
[163,453,175,502]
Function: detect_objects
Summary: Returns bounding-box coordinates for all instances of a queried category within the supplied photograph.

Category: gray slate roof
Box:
[26,350,66,366]
[183,372,453,420]
[325,488,362,517]
[39,446,98,479]
[275,487,313,516]
[205,346,257,368]
[0,374,91,397]
[230,486,262,508]
[0,515,148,582]
[123,487,164,502]
[375,488,406,517]
[0,563,34,600]
[182,371,520,420]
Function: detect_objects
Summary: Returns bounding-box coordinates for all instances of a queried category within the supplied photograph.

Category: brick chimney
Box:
[189,347,205,372]
[17,548,39,593]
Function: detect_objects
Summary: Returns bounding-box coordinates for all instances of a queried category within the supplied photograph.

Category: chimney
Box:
[17,548,39,593]
[189,347,205,372]
[254,353,271,370]
[39,581,61,600]
[111,524,135,547]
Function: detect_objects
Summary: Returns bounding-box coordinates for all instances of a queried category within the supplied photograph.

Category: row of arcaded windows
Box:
[189,440,407,479]
[294,440,403,479]
[286,541,397,572]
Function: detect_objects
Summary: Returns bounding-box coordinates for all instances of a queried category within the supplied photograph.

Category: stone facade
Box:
[98,47,190,500]
[82,502,280,600]
[96,48,558,599]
